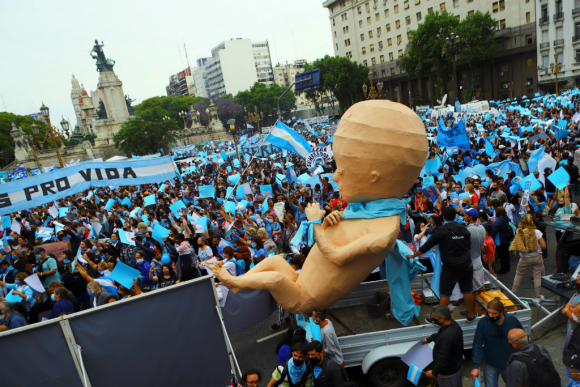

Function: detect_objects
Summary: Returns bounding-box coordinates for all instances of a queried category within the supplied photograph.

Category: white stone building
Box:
[536,0,580,92]
[273,60,310,110]
[253,41,274,86]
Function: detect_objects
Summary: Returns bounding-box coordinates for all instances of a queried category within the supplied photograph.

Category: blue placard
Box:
[121,197,132,207]
[236,186,245,199]
[169,200,186,218]
[151,224,170,244]
[59,207,69,218]
[548,166,571,191]
[260,184,273,198]
[144,194,156,206]
[198,184,215,199]
[109,261,141,290]
[104,199,115,211]
[227,174,241,185]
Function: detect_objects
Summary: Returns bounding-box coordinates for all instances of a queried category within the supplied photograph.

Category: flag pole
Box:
[224,142,268,202]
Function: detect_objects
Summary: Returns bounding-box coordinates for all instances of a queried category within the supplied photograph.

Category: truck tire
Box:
[368,358,408,387]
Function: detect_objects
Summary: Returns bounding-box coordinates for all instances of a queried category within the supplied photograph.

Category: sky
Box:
[0,0,333,126]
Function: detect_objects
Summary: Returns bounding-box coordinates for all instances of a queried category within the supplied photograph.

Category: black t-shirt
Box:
[158,275,177,288]
[419,222,472,272]
[61,271,88,297]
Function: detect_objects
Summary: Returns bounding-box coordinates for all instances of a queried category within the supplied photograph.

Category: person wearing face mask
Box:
[47,287,75,319]
[312,309,343,367]
[305,341,348,387]
[471,300,523,387]
[34,247,59,290]
[86,281,110,307]
[267,343,313,387]
[0,272,35,313]
[0,301,27,331]
[422,305,464,387]
[130,251,153,292]
[20,243,36,273]
[250,236,268,265]
[149,264,180,289]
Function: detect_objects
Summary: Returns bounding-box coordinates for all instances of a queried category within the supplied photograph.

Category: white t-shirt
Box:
[413,234,430,260]
[503,203,516,224]
[519,229,543,258]
[223,260,237,276]
[198,246,214,262]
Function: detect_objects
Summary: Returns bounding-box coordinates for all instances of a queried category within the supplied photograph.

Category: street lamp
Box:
[37,103,70,168]
[442,32,461,103]
[22,127,43,173]
[247,106,264,136]
[179,110,188,129]
[205,108,211,125]
[362,71,383,100]
[508,81,514,100]
[550,53,562,95]
[228,118,240,161]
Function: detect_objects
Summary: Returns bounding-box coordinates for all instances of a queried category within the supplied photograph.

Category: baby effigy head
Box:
[332,100,428,202]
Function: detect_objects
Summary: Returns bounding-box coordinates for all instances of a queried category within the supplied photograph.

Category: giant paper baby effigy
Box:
[211,100,428,314]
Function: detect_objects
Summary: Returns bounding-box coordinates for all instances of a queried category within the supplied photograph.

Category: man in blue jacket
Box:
[471,299,523,387]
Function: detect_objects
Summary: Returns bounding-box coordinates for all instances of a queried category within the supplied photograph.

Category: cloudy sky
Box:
[0,0,333,125]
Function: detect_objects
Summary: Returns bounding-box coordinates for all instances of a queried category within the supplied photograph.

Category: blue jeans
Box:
[483,363,507,387]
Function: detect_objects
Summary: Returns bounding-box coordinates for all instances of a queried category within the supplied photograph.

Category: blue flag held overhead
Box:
[265,121,312,159]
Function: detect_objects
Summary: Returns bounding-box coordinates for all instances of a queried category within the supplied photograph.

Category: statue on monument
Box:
[96,100,108,119]
[125,95,136,116]
[90,40,115,72]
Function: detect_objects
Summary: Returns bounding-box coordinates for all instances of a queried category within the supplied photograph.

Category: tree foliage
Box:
[0,112,51,162]
[303,55,369,114]
[135,95,204,128]
[113,106,179,155]
[234,82,296,118]
[191,96,245,126]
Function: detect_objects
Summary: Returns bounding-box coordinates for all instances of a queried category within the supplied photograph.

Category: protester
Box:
[47,287,75,319]
[471,300,523,387]
[422,305,464,387]
[312,308,344,367]
[305,341,348,387]
[0,301,27,330]
[241,368,262,387]
[267,342,313,387]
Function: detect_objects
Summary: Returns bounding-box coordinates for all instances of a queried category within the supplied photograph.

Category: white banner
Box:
[303,116,329,125]
[306,146,332,168]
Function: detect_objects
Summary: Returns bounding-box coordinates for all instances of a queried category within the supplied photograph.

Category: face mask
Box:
[489,314,501,322]
[558,203,565,208]
[87,290,94,296]
[62,237,69,241]
[51,294,56,301]
[293,358,305,367]
[14,280,21,286]
[456,188,462,193]
[268,219,274,224]
[22,248,29,253]
[575,283,580,291]
[81,247,86,252]
[98,270,106,275]
[137,258,144,265]
[251,242,257,248]
[7,236,14,241]
[432,318,443,326]
[309,356,321,366]
[163,270,169,275]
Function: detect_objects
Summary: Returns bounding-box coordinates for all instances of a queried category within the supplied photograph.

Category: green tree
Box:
[113,106,179,155]
[135,95,204,128]
[234,82,296,118]
[457,11,498,100]
[0,112,51,162]
[303,55,369,114]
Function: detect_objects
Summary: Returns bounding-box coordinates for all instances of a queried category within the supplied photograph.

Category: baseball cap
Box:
[465,208,479,218]
[35,247,46,254]
[564,353,580,369]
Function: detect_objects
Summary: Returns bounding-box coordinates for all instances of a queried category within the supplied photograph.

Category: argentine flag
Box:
[407,364,423,385]
[265,121,312,159]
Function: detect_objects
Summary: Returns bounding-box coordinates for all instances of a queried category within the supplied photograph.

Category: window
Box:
[428,7,433,13]
[367,16,371,24]
[389,52,394,60]
[407,31,412,39]
[525,34,532,45]
[363,60,368,66]
[406,16,411,25]
[398,49,403,57]
[394,4,399,13]
[346,51,353,58]
[340,1,345,8]
[526,77,533,85]
[500,19,505,29]
[417,12,422,21]
[341,13,348,21]
[376,13,380,21]
[384,9,389,17]
[526,12,530,23]
[440,3,445,11]
[558,52,564,64]
[396,20,401,28]
[467,10,474,17]
[379,40,383,48]
[361,33,365,41]
[542,55,548,69]
[499,0,505,11]
[526,57,533,68]
[336,43,339,50]
[386,23,391,31]
[333,19,335,26]
[372,57,376,65]
[362,46,367,54]
[359,20,363,27]
[500,63,508,72]
[404,0,409,10]
[377,27,382,36]
[382,69,386,77]
[358,6,362,14]
[391,68,395,75]
[343,26,349,33]
[380,54,385,62]
[397,34,402,43]
[334,31,337,37]
[492,2,498,13]
[456,15,460,20]
[369,30,373,38]
[576,50,580,63]
[541,4,547,19]
[366,2,370,11]
[345,39,351,46]
[453,0,459,8]
[370,44,375,52]
[388,38,393,46]
[415,0,420,4]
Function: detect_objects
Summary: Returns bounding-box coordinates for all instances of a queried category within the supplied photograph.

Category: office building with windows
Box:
[536,0,580,92]
[323,0,537,105]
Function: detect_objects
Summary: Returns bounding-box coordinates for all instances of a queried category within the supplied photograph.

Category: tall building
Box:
[273,60,309,110]
[70,75,98,134]
[536,0,580,93]
[192,65,209,98]
[166,67,195,97]
[323,0,537,105]
[205,38,274,98]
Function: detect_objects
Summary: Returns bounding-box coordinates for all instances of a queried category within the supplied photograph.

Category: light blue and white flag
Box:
[265,121,312,159]
[0,156,179,216]
[407,364,423,386]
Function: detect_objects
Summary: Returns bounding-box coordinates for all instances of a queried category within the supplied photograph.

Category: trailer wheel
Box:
[368,358,408,387]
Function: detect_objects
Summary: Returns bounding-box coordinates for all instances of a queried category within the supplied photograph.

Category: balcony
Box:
[553,12,564,21]
[554,38,565,47]
[574,36,580,45]
[539,42,550,49]
[574,8,580,19]
[538,16,549,25]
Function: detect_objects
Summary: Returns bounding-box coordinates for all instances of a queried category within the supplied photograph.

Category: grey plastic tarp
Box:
[222,289,278,334]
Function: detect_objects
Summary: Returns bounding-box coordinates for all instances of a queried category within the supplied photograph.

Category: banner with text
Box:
[0,156,178,215]
[437,119,470,151]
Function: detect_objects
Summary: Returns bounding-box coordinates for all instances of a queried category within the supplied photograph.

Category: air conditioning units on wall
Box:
[503,84,509,89]
[526,81,532,86]
[499,72,504,76]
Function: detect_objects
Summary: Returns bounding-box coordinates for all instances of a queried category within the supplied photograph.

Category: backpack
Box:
[229,259,244,276]
[505,221,516,241]
[507,345,560,387]
[274,360,312,387]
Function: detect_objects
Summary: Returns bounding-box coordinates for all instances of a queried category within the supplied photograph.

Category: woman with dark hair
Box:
[250,236,267,265]
[21,243,36,273]
[149,264,180,288]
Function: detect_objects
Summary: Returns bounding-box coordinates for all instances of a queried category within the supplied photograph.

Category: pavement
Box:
[229,220,573,386]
